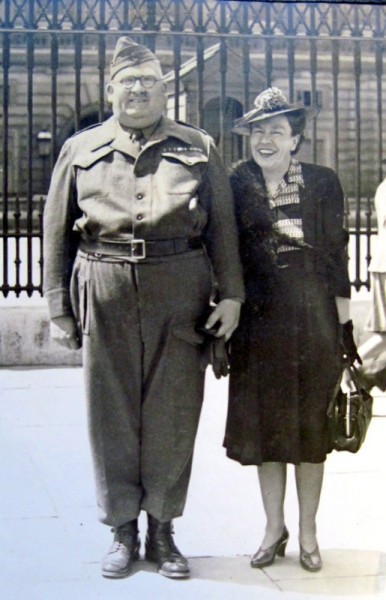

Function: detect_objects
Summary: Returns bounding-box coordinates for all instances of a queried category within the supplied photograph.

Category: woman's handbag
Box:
[327,365,373,453]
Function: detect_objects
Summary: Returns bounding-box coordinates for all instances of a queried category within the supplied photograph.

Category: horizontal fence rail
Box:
[1,0,386,297]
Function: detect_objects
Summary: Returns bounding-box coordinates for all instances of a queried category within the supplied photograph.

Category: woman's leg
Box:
[257,462,287,548]
[295,462,324,551]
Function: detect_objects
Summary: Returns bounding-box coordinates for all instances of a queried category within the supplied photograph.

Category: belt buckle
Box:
[130,239,146,259]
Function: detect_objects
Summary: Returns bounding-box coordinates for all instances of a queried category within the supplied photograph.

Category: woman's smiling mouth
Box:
[258,148,276,156]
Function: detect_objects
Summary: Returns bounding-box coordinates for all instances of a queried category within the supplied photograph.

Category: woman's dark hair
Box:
[286,110,307,154]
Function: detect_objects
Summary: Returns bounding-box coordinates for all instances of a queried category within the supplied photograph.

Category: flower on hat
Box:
[254,87,289,113]
[232,86,318,136]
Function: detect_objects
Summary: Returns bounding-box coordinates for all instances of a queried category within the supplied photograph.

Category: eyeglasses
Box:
[115,75,162,90]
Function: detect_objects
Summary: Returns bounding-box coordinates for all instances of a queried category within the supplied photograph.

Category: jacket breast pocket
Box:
[73,147,113,200]
[159,150,207,196]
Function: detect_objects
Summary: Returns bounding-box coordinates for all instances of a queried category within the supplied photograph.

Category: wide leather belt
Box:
[79,237,202,260]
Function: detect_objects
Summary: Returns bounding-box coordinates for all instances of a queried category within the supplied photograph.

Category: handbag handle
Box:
[341,363,362,395]
[341,364,361,438]
[348,364,362,392]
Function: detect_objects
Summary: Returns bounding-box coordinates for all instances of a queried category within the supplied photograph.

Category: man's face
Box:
[107,61,166,129]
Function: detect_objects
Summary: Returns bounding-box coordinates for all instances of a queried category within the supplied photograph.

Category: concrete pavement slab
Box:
[1,366,385,599]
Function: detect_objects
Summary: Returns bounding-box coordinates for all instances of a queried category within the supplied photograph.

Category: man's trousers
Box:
[70,249,212,527]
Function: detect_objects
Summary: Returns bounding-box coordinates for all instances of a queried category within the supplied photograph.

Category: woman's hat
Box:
[232,87,319,136]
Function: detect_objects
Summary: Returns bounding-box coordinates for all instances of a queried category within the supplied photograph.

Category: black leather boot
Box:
[145,514,190,579]
[101,520,140,578]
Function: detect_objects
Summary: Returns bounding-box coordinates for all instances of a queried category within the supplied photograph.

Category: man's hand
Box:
[50,316,81,350]
[204,299,241,341]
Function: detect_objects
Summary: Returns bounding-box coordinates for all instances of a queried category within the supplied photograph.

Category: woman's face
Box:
[250,115,300,173]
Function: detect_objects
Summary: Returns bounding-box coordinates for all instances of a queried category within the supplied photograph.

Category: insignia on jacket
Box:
[163,146,205,154]
[161,145,208,166]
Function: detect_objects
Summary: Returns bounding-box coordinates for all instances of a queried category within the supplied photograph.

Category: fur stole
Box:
[229,159,303,312]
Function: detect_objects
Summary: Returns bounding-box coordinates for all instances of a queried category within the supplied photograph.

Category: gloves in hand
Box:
[196,312,230,379]
[208,336,230,379]
[340,319,362,366]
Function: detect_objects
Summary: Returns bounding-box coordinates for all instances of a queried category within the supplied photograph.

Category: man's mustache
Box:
[127,91,149,99]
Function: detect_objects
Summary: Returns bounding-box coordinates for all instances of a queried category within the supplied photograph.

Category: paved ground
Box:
[1,366,386,600]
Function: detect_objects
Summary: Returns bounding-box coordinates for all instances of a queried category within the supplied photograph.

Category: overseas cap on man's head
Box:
[110,36,159,79]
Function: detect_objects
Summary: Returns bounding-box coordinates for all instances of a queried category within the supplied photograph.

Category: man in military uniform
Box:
[43,36,244,580]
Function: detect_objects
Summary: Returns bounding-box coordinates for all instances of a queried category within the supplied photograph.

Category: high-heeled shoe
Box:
[250,526,289,568]
[299,543,322,572]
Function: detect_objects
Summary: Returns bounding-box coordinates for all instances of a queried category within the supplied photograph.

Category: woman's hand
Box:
[340,320,362,366]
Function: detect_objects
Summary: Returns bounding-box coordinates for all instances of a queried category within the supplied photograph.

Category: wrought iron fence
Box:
[1,0,386,297]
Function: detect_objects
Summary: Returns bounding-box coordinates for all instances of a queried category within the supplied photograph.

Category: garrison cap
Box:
[110,36,159,80]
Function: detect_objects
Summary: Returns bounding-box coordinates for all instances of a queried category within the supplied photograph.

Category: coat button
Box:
[136,193,143,200]
[136,214,143,221]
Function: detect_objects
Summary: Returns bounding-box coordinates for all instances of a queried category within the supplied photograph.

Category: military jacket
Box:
[43,115,244,318]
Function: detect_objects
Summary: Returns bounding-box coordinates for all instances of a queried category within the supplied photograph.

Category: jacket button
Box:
[136,193,143,200]
[136,214,143,221]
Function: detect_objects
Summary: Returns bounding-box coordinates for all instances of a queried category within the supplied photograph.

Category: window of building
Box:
[296,90,323,109]
[203,97,243,165]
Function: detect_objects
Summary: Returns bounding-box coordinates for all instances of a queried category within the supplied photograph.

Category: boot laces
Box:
[111,525,136,549]
[155,527,180,556]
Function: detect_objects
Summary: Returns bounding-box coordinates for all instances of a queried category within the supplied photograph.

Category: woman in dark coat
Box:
[224,87,361,572]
